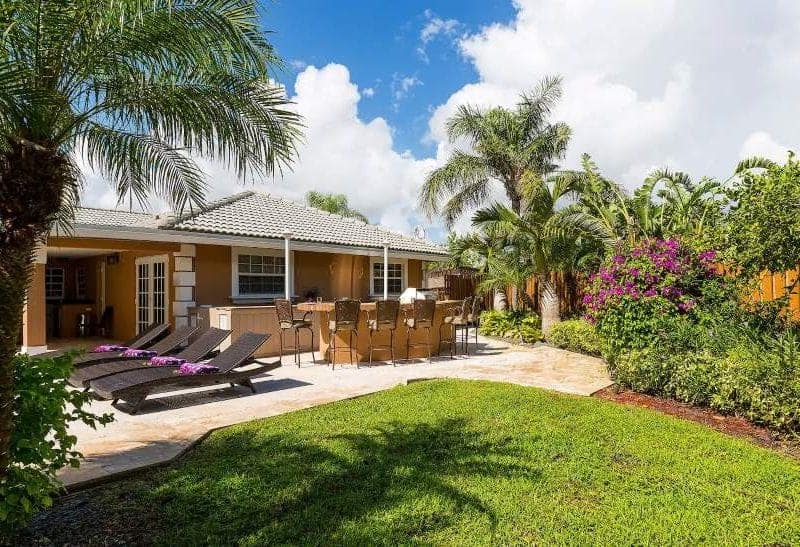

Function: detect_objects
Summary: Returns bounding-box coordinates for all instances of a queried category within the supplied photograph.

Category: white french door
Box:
[135,255,169,333]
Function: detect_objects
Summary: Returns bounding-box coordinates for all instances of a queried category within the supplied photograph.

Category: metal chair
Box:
[327,298,360,368]
[367,299,400,366]
[466,296,483,353]
[403,299,436,362]
[275,299,316,366]
[439,296,472,358]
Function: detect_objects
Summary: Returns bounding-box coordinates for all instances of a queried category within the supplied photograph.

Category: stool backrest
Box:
[335,298,361,328]
[460,296,473,320]
[275,299,294,328]
[412,298,436,326]
[470,296,482,319]
[375,299,399,326]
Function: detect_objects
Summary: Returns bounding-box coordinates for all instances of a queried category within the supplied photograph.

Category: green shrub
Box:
[1,353,113,539]
[479,310,541,343]
[613,349,678,395]
[546,319,601,356]
[668,351,720,406]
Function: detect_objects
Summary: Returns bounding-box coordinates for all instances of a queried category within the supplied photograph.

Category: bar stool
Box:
[403,299,436,362]
[327,298,360,368]
[367,299,400,366]
[466,296,483,353]
[275,299,316,366]
[439,296,472,358]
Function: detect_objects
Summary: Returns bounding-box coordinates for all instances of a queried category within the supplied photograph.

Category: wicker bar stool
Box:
[466,296,483,353]
[366,299,400,366]
[327,298,360,368]
[275,299,316,366]
[403,299,436,362]
[439,296,472,358]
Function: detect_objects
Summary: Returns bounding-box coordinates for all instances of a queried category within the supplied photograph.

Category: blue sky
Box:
[82,1,798,243]
[265,1,515,156]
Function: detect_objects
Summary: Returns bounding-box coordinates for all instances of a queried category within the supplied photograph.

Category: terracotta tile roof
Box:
[168,192,446,255]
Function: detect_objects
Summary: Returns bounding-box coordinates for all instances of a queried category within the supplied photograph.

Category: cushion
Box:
[91,344,128,353]
[121,349,157,358]
[149,356,186,367]
[178,362,220,375]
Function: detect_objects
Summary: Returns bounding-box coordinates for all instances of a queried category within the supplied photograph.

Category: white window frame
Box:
[369,257,407,297]
[134,254,169,334]
[45,266,65,300]
[231,247,293,299]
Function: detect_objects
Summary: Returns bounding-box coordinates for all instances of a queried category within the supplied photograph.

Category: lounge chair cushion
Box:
[92,344,128,353]
[178,363,220,375]
[121,349,158,358]
[149,356,186,367]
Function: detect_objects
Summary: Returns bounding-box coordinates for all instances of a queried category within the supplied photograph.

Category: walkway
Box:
[59,337,612,487]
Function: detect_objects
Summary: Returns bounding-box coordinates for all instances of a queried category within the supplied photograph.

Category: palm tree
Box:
[472,172,609,335]
[305,191,369,223]
[419,75,571,226]
[0,0,302,479]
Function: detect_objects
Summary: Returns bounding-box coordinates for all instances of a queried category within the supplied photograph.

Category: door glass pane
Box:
[152,260,166,325]
[137,263,150,333]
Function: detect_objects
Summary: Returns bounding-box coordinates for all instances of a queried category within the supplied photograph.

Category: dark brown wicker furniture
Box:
[71,324,194,368]
[403,299,436,362]
[466,296,482,352]
[366,299,400,365]
[275,299,316,366]
[327,299,360,368]
[90,332,274,414]
[439,297,472,358]
[69,327,230,388]
[37,322,171,361]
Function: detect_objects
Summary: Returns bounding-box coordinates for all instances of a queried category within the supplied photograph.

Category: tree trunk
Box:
[0,235,35,479]
[493,289,507,311]
[538,274,561,337]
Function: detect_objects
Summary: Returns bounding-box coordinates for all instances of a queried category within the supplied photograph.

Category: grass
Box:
[29,380,800,545]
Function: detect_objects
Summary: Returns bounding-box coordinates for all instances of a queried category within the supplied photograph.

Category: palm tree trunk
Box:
[493,289,507,311]
[538,274,561,337]
[0,234,35,480]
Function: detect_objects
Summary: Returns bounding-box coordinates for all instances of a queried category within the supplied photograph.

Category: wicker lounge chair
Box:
[90,332,275,414]
[69,327,230,388]
[34,322,170,361]
[71,325,197,368]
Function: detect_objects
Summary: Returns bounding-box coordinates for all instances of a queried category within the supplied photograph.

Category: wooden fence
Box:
[754,269,800,319]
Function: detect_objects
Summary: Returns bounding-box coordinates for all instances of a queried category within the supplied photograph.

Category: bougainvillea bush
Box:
[582,238,731,361]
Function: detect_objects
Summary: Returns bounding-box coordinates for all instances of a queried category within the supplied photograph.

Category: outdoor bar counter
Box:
[192,300,462,364]
[297,300,461,364]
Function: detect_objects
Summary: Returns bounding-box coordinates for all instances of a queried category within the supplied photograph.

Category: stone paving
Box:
[59,336,612,487]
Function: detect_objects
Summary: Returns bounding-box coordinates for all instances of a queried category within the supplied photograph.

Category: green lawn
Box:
[30,380,800,545]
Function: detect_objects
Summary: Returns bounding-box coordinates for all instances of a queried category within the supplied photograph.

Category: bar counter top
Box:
[296,299,461,313]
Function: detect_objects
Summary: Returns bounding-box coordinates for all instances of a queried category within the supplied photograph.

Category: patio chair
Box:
[34,321,169,361]
[403,299,436,363]
[275,298,316,366]
[90,332,275,414]
[71,324,194,367]
[366,299,399,365]
[439,296,472,358]
[327,298,360,368]
[466,297,483,353]
[68,327,228,388]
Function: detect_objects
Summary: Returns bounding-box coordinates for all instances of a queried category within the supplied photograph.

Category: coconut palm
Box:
[419,75,571,226]
[305,191,369,223]
[0,0,302,479]
[472,172,610,335]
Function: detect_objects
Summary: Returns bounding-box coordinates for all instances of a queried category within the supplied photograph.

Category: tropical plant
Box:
[305,191,369,223]
[478,310,541,343]
[546,319,601,356]
[0,0,300,485]
[420,75,570,225]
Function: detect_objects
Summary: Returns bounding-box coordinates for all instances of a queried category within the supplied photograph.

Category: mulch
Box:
[593,386,800,459]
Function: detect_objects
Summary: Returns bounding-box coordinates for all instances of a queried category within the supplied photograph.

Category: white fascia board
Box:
[67,226,448,262]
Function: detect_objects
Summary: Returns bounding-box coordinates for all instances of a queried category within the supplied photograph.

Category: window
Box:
[75,267,88,300]
[45,267,64,300]
[234,250,286,297]
[372,261,404,295]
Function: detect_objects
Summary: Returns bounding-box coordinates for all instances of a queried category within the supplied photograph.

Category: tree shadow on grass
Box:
[26,417,542,545]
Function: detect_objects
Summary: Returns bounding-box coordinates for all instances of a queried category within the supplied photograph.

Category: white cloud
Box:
[362,87,375,98]
[391,74,422,109]
[417,9,461,63]
[740,131,792,162]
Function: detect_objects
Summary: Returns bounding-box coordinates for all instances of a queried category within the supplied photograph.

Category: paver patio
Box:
[59,336,611,487]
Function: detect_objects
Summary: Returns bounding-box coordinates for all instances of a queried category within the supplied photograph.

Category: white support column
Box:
[382,241,389,300]
[283,232,292,300]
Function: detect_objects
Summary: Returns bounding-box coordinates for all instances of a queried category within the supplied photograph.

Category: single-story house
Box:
[21,191,447,355]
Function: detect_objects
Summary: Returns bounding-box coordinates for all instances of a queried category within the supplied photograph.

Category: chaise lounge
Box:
[35,322,171,361]
[68,327,231,388]
[72,324,194,367]
[90,331,276,414]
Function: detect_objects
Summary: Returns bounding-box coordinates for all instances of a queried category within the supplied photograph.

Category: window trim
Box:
[45,266,65,300]
[231,247,293,299]
[369,257,408,297]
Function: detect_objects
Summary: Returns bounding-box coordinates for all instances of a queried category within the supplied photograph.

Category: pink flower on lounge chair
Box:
[149,356,187,367]
[178,362,220,375]
[121,349,157,358]
[91,344,128,353]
